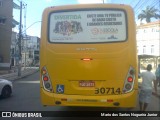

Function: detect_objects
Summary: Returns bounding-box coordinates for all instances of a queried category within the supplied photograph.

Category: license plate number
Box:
[79,81,95,87]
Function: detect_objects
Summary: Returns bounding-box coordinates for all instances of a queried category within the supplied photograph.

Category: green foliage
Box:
[138,6,160,23]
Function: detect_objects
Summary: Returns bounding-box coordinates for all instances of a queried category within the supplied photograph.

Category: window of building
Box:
[0,18,6,24]
[0,0,3,7]
[151,45,154,54]
[143,46,146,54]
[152,28,155,32]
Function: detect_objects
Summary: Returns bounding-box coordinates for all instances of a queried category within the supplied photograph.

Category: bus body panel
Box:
[40,4,138,107]
[45,43,136,96]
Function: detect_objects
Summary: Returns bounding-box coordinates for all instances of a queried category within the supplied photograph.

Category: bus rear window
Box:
[49,9,127,43]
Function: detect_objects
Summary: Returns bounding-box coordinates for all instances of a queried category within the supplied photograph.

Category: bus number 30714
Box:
[95,87,121,94]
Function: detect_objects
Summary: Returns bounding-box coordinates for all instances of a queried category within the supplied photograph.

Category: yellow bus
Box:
[40,4,138,108]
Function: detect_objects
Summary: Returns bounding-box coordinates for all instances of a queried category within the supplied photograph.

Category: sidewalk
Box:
[138,79,160,98]
[0,67,39,81]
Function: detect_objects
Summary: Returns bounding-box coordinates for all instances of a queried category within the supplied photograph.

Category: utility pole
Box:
[18,1,22,76]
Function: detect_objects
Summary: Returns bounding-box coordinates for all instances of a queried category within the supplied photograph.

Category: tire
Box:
[1,86,12,98]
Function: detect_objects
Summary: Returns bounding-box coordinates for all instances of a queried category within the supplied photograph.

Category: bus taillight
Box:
[127,77,133,82]
[129,69,134,75]
[41,66,53,92]
[42,69,47,75]
[123,66,135,93]
[43,76,49,81]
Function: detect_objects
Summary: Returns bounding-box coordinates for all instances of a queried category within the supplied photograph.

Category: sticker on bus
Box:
[95,87,121,94]
[56,84,64,94]
[49,10,127,43]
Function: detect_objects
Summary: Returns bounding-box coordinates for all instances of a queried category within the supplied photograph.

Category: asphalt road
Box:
[0,72,159,120]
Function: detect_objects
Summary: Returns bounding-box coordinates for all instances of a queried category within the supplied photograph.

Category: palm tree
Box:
[138,6,160,23]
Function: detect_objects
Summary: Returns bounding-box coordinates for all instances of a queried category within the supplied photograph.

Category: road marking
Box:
[16,81,40,83]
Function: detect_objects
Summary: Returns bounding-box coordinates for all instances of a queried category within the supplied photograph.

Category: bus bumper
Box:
[41,89,138,107]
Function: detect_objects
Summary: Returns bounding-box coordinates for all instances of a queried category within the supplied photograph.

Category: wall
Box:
[0,0,13,69]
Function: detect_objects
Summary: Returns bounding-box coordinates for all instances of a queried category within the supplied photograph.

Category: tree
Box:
[138,6,160,23]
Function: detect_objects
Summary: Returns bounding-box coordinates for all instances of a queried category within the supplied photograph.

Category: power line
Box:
[129,0,139,7]
[132,0,160,21]
[22,21,42,34]
[135,0,150,15]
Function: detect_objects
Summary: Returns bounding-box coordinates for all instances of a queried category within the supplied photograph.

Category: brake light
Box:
[81,58,92,61]
[43,76,48,81]
[127,77,133,82]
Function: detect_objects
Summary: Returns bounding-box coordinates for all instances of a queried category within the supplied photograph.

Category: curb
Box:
[0,68,39,81]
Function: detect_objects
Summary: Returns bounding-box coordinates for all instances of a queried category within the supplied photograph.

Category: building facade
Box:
[10,31,19,66]
[137,21,160,56]
[21,36,40,67]
[0,0,13,69]
[10,34,40,67]
[136,20,160,69]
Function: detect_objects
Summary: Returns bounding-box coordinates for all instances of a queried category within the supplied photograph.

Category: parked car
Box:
[0,79,13,98]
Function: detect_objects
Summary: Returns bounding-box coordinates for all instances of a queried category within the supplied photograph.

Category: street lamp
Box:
[22,21,42,33]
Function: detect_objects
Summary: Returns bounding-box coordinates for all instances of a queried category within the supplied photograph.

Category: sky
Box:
[13,0,160,37]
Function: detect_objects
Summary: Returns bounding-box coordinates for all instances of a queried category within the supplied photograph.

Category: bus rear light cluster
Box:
[123,66,135,93]
[41,67,53,92]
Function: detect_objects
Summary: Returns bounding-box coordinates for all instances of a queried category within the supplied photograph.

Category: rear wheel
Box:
[1,86,12,98]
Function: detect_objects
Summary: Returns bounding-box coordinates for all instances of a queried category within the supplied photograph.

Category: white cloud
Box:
[78,0,105,4]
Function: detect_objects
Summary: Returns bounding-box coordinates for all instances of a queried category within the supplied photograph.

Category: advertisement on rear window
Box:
[49,10,127,43]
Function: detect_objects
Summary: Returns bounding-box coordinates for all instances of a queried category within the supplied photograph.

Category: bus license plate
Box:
[79,81,95,87]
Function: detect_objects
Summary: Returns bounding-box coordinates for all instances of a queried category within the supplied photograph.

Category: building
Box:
[11,34,40,67]
[137,21,160,56]
[10,31,18,66]
[10,34,40,68]
[0,0,13,69]
[0,0,19,70]
[21,36,40,67]
[136,20,160,69]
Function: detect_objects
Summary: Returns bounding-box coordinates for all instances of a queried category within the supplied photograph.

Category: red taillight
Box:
[127,77,133,82]
[61,98,67,101]
[107,99,113,102]
[43,76,48,81]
